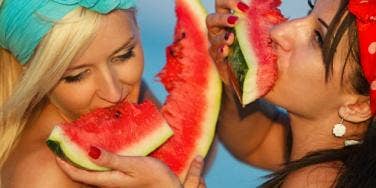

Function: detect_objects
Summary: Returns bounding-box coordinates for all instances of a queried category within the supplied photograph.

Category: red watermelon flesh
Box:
[150,0,222,180]
[228,0,286,106]
[47,100,173,171]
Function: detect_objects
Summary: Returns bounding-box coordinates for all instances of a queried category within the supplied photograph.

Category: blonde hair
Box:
[0,7,104,168]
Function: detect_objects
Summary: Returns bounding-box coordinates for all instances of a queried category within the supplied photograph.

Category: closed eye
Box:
[112,46,135,63]
[314,30,324,47]
[63,69,90,83]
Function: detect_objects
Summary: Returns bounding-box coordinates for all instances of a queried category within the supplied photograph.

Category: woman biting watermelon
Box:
[0,0,205,187]
[207,0,376,187]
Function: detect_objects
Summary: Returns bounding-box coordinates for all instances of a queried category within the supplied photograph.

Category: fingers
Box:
[56,157,130,187]
[207,0,249,40]
[183,156,205,188]
[211,32,234,54]
[56,148,181,188]
[88,146,145,173]
[89,147,126,170]
[209,43,228,63]
[215,0,248,14]
[207,27,235,57]
[207,0,245,36]
[199,178,206,188]
[206,13,238,35]
[206,0,245,66]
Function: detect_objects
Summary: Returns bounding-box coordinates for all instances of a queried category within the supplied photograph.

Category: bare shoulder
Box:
[282,162,340,188]
[2,145,84,188]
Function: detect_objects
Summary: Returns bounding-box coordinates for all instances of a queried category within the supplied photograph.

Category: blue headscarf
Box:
[0,0,136,64]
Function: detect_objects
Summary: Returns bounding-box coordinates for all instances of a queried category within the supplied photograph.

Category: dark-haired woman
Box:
[0,0,205,187]
[207,0,376,187]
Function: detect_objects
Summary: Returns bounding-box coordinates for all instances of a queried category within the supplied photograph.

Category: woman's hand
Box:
[56,147,206,188]
[206,0,249,86]
[182,156,206,188]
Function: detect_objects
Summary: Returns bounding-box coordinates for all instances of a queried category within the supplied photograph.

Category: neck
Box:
[25,102,67,142]
[288,112,346,161]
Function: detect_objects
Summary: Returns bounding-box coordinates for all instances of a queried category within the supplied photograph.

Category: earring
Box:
[332,118,346,137]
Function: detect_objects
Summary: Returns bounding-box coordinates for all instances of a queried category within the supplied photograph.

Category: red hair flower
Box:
[349,0,376,113]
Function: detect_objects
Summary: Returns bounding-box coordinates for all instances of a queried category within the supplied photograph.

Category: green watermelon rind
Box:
[184,0,208,28]
[228,11,259,106]
[174,0,222,178]
[179,67,222,179]
[154,0,222,179]
[196,64,222,155]
[185,0,222,157]
[47,123,173,171]
[175,0,222,161]
[236,14,259,105]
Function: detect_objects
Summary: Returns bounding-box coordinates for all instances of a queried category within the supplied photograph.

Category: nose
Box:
[270,18,300,52]
[96,67,125,104]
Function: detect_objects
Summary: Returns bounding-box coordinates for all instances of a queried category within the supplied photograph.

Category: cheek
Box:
[112,48,144,103]
[49,82,96,118]
[279,47,325,90]
[266,46,329,110]
[117,46,144,84]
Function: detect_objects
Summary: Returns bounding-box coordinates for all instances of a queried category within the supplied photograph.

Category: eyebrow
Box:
[318,18,329,29]
[67,35,136,71]
[110,35,136,56]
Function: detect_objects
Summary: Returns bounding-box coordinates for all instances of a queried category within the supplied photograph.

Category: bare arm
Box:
[218,87,289,170]
[206,0,291,170]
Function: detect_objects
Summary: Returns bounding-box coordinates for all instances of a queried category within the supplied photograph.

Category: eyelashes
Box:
[63,69,89,83]
[112,46,135,63]
[306,0,324,48]
[314,30,324,47]
[62,46,136,84]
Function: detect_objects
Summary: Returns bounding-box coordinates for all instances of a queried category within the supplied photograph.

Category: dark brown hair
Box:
[261,0,376,187]
[321,0,369,95]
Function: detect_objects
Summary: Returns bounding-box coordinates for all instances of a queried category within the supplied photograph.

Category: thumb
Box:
[183,156,205,188]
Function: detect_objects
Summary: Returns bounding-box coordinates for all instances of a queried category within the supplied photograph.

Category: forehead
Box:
[71,10,138,65]
[312,0,342,24]
[95,10,137,45]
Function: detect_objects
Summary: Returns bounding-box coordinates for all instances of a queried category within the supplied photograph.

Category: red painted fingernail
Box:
[227,16,238,25]
[219,46,224,53]
[224,32,230,40]
[237,2,249,13]
[89,146,101,159]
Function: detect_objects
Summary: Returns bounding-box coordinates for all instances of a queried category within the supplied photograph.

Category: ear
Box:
[338,95,372,123]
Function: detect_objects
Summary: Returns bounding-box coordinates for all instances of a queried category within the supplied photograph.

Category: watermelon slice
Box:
[46,0,222,179]
[150,0,222,180]
[47,101,173,171]
[228,0,286,105]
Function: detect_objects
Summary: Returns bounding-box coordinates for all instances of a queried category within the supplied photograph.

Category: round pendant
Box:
[332,123,346,137]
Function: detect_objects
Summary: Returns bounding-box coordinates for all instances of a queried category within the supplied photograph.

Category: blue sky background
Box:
[136,0,309,187]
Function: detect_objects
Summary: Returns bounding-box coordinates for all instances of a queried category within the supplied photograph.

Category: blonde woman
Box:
[0,0,205,187]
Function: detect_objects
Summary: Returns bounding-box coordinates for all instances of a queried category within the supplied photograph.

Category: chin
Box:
[262,89,287,110]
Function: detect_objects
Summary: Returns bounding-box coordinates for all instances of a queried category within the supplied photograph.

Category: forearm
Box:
[217,87,279,161]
